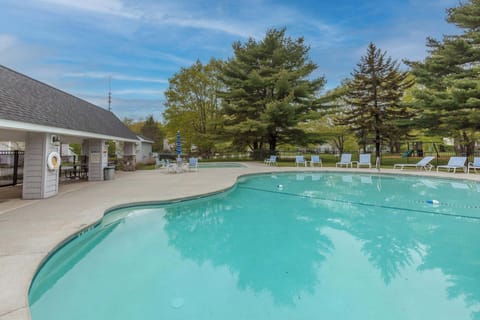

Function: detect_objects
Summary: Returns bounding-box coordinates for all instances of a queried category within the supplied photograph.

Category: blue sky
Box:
[0,0,459,121]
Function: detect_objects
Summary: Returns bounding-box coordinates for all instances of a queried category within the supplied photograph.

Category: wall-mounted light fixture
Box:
[51,135,60,146]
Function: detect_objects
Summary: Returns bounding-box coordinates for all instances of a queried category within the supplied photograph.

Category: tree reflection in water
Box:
[164,187,333,305]
[163,173,480,316]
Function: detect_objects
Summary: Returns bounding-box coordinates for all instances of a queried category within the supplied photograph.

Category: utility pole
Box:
[108,76,112,112]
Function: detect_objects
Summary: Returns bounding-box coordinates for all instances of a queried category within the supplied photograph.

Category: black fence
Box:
[199,149,480,164]
[0,150,24,187]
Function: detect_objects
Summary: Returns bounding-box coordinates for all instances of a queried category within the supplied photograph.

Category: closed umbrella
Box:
[176,131,182,158]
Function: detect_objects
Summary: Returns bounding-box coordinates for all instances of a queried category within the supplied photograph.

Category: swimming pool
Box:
[198,162,247,168]
[29,173,480,320]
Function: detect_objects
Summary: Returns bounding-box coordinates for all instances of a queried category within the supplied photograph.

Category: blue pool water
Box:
[29,173,480,320]
[198,162,246,168]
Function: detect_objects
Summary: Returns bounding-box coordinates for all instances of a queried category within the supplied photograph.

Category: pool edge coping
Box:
[5,166,480,320]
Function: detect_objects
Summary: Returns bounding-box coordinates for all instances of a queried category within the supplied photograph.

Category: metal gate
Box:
[0,150,24,187]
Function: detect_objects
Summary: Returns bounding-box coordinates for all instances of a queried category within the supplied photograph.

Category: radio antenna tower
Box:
[108,76,112,112]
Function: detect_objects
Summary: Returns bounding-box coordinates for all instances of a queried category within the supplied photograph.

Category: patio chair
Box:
[166,158,186,173]
[356,153,371,168]
[166,161,177,173]
[467,157,480,174]
[188,157,199,171]
[393,156,435,171]
[264,155,277,166]
[336,153,352,168]
[155,158,168,169]
[436,156,467,173]
[295,155,307,167]
[310,155,322,167]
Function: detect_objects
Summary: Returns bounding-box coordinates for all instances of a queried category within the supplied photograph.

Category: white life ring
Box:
[47,152,61,171]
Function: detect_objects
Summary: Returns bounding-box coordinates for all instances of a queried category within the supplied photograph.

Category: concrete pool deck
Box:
[1,163,480,320]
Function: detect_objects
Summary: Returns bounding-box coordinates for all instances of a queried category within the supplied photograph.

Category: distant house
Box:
[135,135,154,164]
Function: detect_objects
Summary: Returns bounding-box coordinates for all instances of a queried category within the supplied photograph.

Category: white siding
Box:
[136,142,153,164]
[22,133,59,199]
[124,142,135,155]
[87,139,108,181]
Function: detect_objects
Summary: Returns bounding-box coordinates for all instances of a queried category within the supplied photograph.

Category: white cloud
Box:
[378,38,428,64]
[35,0,252,36]
[156,15,253,38]
[0,34,16,51]
[81,94,164,121]
[113,88,164,95]
[122,48,195,67]
[0,34,47,67]
[408,0,458,9]
[33,0,337,41]
[65,71,168,84]
[155,52,195,67]
[36,0,141,19]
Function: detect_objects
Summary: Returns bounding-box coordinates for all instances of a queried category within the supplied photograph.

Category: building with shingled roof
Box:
[0,64,139,199]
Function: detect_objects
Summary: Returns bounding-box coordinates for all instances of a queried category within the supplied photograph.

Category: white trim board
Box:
[0,119,138,143]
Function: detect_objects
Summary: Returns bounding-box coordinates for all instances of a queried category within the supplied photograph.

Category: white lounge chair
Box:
[436,156,467,173]
[188,157,198,171]
[393,156,435,171]
[295,155,307,167]
[264,155,277,166]
[356,153,371,168]
[336,153,352,168]
[310,155,322,167]
[468,157,480,173]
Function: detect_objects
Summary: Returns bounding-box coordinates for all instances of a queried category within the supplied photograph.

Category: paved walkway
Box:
[1,163,479,320]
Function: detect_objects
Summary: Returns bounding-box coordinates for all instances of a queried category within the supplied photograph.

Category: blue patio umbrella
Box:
[175,130,182,156]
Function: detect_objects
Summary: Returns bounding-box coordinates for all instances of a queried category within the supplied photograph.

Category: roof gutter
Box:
[0,119,139,143]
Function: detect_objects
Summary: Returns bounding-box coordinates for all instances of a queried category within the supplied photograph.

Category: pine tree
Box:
[339,43,414,159]
[405,0,480,156]
[219,28,325,157]
[140,115,164,152]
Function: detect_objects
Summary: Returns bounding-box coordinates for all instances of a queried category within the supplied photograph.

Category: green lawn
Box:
[269,154,449,168]
[136,154,457,170]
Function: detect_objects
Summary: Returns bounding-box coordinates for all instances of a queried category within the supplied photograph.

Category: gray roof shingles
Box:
[0,65,137,140]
